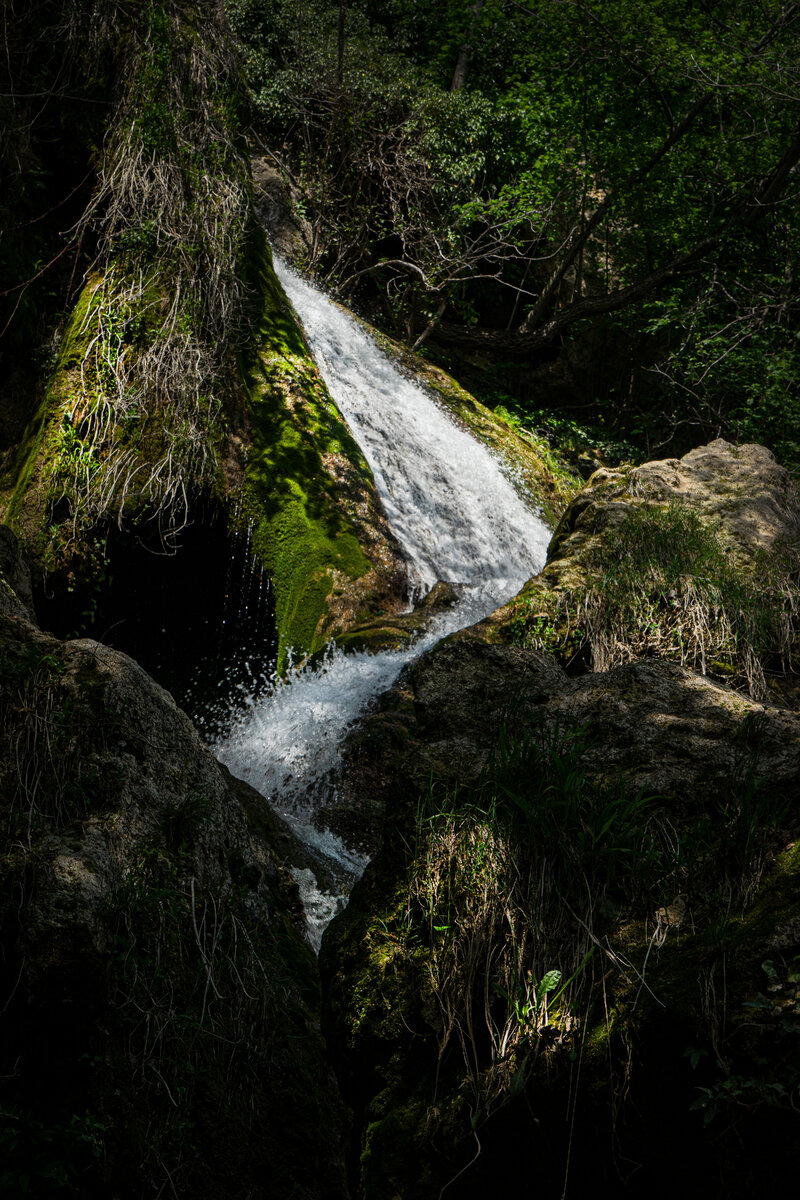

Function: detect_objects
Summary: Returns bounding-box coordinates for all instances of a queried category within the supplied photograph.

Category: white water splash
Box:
[215,254,552,938]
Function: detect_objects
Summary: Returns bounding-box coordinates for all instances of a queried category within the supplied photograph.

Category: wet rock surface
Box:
[334,579,464,655]
[252,156,313,263]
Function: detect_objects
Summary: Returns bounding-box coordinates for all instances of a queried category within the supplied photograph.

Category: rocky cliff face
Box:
[320,441,800,1198]
[0,1,411,676]
[0,525,349,1198]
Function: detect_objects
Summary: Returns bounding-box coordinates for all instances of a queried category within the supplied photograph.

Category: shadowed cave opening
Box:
[34,510,278,738]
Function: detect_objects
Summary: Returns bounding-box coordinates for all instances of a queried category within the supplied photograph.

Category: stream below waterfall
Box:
[215,254,552,946]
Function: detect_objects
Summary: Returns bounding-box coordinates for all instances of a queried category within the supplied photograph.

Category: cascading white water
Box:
[272,257,549,606]
[215,254,552,945]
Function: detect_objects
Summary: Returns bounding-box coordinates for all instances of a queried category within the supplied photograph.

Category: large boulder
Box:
[477,440,800,704]
[546,438,800,579]
[322,635,800,1198]
[0,525,349,1199]
[319,442,800,1199]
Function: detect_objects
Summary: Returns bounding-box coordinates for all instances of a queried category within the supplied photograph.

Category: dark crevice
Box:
[34,511,278,738]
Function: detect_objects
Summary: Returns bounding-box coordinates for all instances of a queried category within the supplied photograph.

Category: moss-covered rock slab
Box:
[243,235,408,666]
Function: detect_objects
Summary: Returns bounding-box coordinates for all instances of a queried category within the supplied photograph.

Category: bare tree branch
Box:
[436,119,800,353]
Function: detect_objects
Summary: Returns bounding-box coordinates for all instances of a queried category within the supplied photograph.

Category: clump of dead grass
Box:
[518,503,799,699]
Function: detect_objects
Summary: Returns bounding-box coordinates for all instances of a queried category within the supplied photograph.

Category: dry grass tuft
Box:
[43,2,253,547]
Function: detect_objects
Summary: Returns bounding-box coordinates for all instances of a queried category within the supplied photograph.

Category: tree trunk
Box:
[337,0,347,86]
[450,0,483,91]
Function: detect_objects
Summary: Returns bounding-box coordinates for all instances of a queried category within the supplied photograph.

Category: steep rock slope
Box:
[0,1,407,669]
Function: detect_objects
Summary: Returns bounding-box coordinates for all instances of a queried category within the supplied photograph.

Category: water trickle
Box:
[184,520,277,739]
[215,254,552,947]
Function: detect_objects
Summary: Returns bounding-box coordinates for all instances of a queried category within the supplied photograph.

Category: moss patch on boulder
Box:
[477,440,800,704]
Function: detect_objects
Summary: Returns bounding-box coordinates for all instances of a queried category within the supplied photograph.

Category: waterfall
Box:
[215,255,552,946]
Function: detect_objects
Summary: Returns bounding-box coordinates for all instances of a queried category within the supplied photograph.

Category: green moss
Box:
[360,1095,436,1200]
[4,0,253,576]
[242,231,376,666]
[3,402,48,533]
[3,278,101,536]
[8,264,213,542]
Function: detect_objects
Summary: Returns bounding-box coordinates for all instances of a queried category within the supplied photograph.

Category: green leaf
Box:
[537,969,562,998]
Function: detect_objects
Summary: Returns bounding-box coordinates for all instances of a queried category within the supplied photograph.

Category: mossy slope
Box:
[0,1,407,669]
[241,232,406,666]
[2,0,250,564]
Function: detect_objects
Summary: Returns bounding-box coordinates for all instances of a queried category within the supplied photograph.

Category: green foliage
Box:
[492,396,640,469]
[592,503,734,594]
[642,253,800,466]
[0,1108,106,1194]
[688,956,800,1125]
[227,0,561,331]
[229,0,800,468]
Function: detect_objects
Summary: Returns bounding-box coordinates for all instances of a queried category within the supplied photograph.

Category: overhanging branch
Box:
[435,119,800,354]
